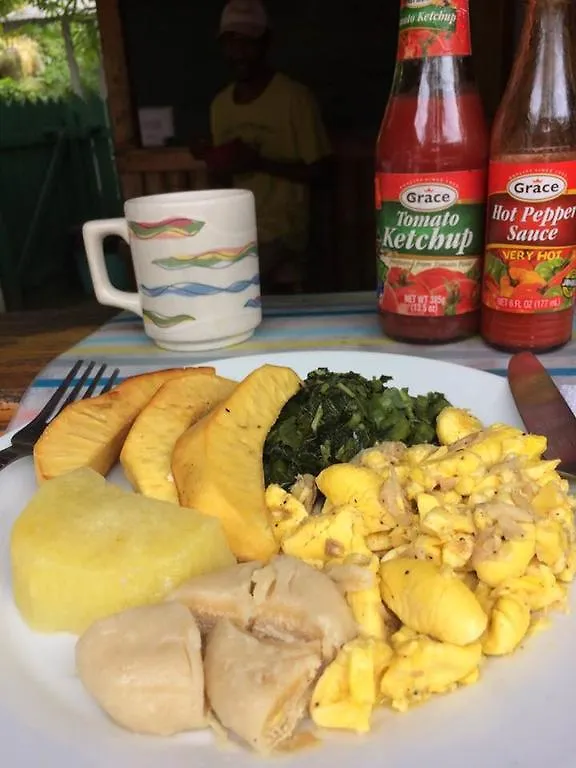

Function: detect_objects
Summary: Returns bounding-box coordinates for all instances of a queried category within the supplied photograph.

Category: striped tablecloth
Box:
[9,292,576,430]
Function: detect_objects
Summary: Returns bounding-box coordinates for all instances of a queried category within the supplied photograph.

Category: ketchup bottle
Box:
[481,0,576,353]
[376,0,488,343]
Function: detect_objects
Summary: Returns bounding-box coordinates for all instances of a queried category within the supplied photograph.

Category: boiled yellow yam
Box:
[172,364,302,562]
[10,467,235,633]
[120,372,236,503]
[34,367,210,482]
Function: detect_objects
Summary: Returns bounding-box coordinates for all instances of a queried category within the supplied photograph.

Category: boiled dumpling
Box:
[76,603,205,736]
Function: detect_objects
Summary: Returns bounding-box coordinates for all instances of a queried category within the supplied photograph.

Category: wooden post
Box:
[95,0,135,150]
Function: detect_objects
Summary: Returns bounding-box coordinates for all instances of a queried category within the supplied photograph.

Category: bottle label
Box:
[376,169,486,317]
[482,160,576,315]
[398,0,472,60]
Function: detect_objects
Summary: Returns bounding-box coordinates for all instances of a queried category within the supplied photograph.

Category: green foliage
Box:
[0,1,95,16]
[30,0,96,15]
[0,75,40,100]
[0,21,101,100]
[0,1,26,16]
[0,1,99,101]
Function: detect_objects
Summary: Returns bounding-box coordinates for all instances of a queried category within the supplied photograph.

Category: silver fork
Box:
[0,360,121,472]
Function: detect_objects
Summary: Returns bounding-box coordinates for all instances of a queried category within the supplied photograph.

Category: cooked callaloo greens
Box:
[263,368,451,487]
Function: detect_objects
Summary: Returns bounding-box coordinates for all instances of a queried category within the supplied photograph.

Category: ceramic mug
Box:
[82,189,262,352]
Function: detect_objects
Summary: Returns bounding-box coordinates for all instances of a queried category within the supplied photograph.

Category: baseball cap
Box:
[219,0,269,38]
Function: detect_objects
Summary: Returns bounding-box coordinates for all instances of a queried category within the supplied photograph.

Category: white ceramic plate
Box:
[1,350,575,768]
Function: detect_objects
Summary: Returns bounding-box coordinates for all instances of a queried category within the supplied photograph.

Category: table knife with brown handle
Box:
[507,351,576,478]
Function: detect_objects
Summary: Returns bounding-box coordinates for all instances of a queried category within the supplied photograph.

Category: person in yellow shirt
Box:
[207,0,333,293]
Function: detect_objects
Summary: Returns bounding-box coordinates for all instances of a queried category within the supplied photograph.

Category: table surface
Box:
[4,292,576,434]
[0,303,115,432]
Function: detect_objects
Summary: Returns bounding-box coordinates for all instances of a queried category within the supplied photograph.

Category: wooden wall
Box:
[96,0,515,293]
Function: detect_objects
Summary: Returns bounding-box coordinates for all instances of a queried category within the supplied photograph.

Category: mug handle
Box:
[82,219,142,316]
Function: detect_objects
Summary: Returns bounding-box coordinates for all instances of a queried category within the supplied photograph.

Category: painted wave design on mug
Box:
[244,296,262,308]
[153,241,258,270]
[140,274,260,297]
[143,310,196,327]
[128,218,205,240]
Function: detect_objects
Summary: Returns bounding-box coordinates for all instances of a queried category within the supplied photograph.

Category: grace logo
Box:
[507,173,567,203]
[400,183,459,212]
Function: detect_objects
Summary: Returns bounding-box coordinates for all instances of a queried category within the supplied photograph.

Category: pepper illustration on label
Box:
[398,0,471,60]
[376,170,486,317]
[482,161,576,315]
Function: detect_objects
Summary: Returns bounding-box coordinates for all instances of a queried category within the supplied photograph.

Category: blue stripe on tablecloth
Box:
[102,307,377,321]
[9,292,576,429]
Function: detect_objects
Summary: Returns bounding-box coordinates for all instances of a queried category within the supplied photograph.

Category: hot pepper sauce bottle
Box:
[481,0,576,352]
[376,0,489,343]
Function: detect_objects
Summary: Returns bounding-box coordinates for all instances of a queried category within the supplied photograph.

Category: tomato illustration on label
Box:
[482,161,576,315]
[376,169,485,317]
[398,0,471,60]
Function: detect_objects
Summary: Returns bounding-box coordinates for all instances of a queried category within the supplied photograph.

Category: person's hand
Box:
[229,140,260,174]
[189,137,211,161]
[205,139,261,175]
